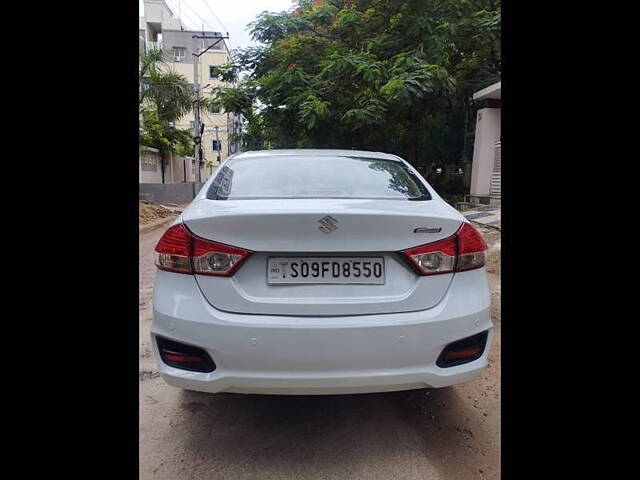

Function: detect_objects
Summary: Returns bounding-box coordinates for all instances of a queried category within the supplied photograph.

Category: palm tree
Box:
[140,46,194,122]
[139,47,166,108]
[145,71,194,122]
[139,47,195,183]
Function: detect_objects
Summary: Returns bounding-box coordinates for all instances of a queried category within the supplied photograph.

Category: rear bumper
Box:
[151,269,492,395]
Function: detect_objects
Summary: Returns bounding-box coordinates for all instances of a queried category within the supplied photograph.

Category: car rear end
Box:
[151,151,492,395]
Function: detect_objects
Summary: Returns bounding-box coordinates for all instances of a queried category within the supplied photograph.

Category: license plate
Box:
[267,257,385,285]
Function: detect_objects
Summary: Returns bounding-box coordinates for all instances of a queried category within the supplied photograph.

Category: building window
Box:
[209,66,218,79]
[210,103,220,114]
[174,47,186,61]
[212,140,222,151]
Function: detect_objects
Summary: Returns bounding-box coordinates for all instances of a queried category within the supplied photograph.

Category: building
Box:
[139,0,241,182]
[467,81,501,205]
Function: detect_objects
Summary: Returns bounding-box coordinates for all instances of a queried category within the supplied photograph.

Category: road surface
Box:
[139,221,501,480]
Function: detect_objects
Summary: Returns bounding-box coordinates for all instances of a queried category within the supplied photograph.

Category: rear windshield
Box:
[206,156,431,201]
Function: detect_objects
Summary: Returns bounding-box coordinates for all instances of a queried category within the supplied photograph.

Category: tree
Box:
[139,47,195,182]
[212,0,500,190]
[139,47,166,107]
[144,70,193,124]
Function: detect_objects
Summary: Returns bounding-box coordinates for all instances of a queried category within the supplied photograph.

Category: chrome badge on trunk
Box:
[318,215,339,233]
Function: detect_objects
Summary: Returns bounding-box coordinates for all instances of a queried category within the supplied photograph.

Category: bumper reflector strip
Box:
[436,330,489,368]
[157,336,216,373]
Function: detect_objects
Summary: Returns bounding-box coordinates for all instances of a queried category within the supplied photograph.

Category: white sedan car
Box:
[151,149,492,395]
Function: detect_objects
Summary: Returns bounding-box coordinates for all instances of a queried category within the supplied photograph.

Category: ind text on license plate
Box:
[267,257,385,285]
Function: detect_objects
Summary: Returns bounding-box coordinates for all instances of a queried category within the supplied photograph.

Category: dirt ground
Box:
[139,202,178,225]
[139,221,501,480]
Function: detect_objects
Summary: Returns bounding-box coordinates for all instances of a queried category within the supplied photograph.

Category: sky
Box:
[140,0,296,50]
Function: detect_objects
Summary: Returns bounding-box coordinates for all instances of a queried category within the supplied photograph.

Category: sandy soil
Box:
[139,223,501,480]
[139,202,178,225]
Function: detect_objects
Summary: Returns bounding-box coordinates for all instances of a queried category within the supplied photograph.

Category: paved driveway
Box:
[463,206,501,229]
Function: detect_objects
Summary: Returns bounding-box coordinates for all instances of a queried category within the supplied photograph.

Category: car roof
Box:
[229,149,403,162]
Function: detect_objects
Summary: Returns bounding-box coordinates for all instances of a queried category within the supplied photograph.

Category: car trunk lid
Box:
[183,198,463,316]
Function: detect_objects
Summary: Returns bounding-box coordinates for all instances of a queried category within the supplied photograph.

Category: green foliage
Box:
[139,110,194,157]
[209,0,500,169]
[208,64,240,83]
[139,110,171,151]
[342,98,387,127]
[139,47,167,106]
[299,94,330,129]
[206,82,257,114]
[145,71,193,122]
[172,128,195,157]
[139,48,195,159]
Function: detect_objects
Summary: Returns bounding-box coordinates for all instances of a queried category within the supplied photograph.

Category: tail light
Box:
[402,236,457,275]
[154,223,251,276]
[401,222,487,275]
[154,223,191,274]
[456,222,488,272]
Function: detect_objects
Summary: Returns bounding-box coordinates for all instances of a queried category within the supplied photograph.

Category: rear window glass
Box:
[206,156,431,201]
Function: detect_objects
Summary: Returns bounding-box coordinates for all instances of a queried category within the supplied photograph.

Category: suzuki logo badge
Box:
[318,215,338,234]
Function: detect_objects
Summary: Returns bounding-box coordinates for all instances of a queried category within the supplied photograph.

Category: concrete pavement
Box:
[463,206,501,230]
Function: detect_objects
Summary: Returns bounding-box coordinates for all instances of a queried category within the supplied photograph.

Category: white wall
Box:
[141,150,191,183]
[142,0,181,29]
[470,108,501,196]
[141,152,206,183]
[140,150,163,183]
[171,155,192,183]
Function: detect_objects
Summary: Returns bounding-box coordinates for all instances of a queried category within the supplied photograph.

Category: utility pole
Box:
[191,33,229,183]
[215,125,221,168]
[192,36,202,182]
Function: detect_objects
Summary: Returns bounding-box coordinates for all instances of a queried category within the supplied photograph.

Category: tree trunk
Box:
[423,161,435,179]
[405,110,420,166]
